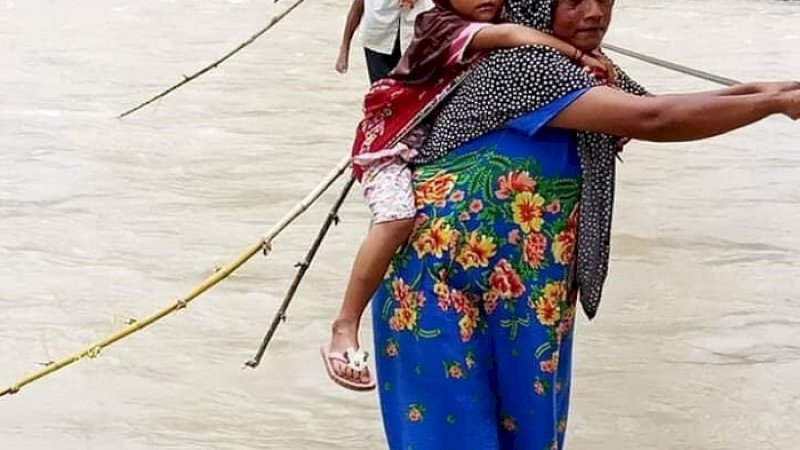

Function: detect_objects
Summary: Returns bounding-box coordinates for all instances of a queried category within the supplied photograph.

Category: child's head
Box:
[447,0,503,22]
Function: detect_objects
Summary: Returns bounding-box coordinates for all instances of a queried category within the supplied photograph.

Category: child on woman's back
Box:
[322,0,613,390]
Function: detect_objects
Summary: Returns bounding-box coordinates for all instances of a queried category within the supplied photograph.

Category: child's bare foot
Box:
[321,318,374,389]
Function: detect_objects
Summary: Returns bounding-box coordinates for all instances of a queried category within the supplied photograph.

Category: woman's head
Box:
[553,0,613,51]
[447,0,503,22]
[506,0,614,51]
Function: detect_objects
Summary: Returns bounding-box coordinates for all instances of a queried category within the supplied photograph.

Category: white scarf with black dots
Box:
[416,0,648,319]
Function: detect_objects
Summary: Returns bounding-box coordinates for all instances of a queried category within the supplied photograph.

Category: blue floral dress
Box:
[371,90,587,450]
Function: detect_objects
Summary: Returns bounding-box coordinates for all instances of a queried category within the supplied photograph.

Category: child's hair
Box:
[390,0,497,85]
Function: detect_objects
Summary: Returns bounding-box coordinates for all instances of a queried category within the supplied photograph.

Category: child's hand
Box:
[578,52,610,84]
[578,50,617,85]
[594,50,618,85]
[336,47,349,74]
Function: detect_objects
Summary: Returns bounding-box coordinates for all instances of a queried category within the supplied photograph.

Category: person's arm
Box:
[662,81,800,98]
[469,23,607,74]
[336,0,364,73]
[549,84,799,142]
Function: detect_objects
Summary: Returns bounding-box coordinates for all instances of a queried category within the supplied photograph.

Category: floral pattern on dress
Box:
[373,126,583,449]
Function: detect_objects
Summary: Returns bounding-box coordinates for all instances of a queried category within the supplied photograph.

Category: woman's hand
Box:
[335,47,349,74]
[551,85,793,142]
[753,81,800,95]
[778,89,800,120]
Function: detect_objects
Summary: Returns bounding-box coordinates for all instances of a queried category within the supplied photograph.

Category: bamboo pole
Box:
[258,156,351,244]
[118,0,309,119]
[246,176,356,368]
[114,0,743,121]
[0,156,351,398]
[602,42,740,87]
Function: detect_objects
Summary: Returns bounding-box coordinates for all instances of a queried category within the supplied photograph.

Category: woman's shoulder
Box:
[481,46,574,68]
[469,46,584,83]
[461,46,591,95]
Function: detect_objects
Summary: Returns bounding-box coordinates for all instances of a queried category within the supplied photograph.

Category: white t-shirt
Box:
[361,0,433,55]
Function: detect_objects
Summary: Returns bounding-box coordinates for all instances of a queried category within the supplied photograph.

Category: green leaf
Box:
[487,153,514,170]
[535,342,552,359]
[410,268,424,290]
[418,328,442,339]
[382,299,393,320]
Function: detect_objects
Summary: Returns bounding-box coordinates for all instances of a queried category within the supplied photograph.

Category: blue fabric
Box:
[506,87,588,138]
[372,92,586,449]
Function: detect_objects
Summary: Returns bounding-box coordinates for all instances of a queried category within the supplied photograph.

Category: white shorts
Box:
[361,158,416,224]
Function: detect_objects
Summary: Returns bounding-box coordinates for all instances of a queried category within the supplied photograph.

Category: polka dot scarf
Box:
[416,0,648,319]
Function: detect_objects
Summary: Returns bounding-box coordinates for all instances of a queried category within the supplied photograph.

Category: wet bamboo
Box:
[246,176,356,368]
[116,0,741,120]
[118,0,308,119]
[0,156,351,398]
[602,42,740,86]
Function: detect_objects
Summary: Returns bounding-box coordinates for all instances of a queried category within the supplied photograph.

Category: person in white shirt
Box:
[335,0,433,83]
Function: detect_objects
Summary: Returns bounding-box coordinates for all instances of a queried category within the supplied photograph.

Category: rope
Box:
[0,156,351,398]
[602,42,740,87]
[118,0,309,119]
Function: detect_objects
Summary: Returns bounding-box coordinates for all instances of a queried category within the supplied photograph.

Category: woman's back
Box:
[416,46,595,164]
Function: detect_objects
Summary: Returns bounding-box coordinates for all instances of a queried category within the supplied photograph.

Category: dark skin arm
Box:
[336,0,364,74]
[659,81,800,98]
[550,83,800,142]
[470,24,611,76]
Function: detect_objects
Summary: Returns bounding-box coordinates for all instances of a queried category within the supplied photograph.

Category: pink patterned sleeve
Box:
[446,22,492,68]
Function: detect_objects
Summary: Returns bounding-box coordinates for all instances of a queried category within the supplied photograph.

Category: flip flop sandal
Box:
[320,345,376,391]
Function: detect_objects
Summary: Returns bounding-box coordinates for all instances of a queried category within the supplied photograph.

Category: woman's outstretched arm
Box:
[550,83,800,142]
[661,81,800,98]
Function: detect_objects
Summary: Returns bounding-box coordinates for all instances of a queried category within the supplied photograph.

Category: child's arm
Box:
[336,0,365,73]
[470,23,609,77]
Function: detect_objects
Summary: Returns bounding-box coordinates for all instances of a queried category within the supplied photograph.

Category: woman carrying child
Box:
[321,0,613,390]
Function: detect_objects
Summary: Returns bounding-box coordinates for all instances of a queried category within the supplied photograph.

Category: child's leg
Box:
[327,159,416,384]
[332,218,413,337]
[334,218,414,329]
